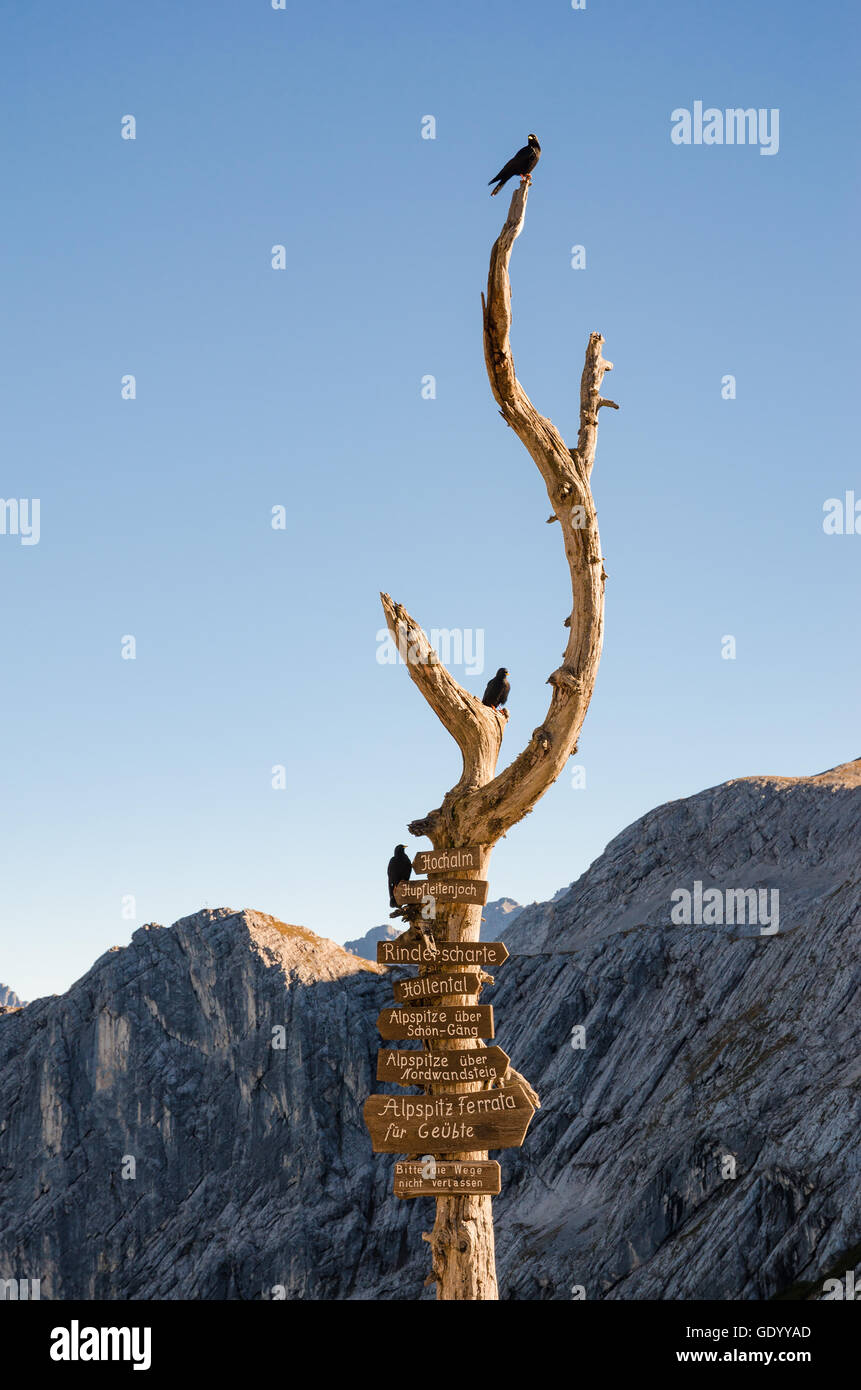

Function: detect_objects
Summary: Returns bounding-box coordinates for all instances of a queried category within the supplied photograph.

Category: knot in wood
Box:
[547,668,582,694]
[455,1219,476,1257]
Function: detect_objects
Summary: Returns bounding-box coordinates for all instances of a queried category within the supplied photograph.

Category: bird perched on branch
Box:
[482,668,510,710]
[387,844,412,908]
[488,134,541,196]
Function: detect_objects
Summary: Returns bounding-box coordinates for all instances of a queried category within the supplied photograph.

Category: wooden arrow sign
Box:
[377,938,509,968]
[394,878,489,906]
[377,1046,510,1087]
[394,1160,501,1198]
[412,847,483,875]
[377,1005,493,1040]
[364,1083,535,1154]
[392,972,481,1004]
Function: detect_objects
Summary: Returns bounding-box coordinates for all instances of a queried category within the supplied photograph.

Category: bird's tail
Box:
[490,183,501,196]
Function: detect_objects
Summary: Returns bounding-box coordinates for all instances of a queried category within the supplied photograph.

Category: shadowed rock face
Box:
[0,763,858,1300]
[0,911,412,1300]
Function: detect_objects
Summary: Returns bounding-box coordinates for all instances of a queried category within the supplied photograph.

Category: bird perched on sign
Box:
[488,134,541,196]
[482,668,510,710]
[387,845,413,908]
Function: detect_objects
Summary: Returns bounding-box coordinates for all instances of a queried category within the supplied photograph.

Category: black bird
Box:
[482,668,510,710]
[387,844,412,908]
[488,134,541,196]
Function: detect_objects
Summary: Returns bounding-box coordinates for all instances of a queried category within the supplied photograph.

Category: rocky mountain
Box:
[0,984,24,1010]
[480,897,524,938]
[494,757,860,1299]
[0,760,857,1300]
[344,897,523,960]
[343,920,401,960]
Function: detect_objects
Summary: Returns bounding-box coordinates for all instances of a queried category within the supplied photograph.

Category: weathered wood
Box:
[364,1083,535,1153]
[412,847,483,874]
[376,178,615,1299]
[392,971,481,1003]
[394,878,488,906]
[395,1161,501,1198]
[377,937,508,968]
[377,1046,510,1087]
[376,1006,493,1040]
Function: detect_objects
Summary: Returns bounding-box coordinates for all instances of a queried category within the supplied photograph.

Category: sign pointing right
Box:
[377,1046,510,1087]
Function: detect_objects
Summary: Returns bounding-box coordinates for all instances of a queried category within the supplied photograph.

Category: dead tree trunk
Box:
[380,181,617,1301]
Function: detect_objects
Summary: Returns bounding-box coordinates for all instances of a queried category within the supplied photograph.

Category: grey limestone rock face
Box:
[491,760,860,1299]
[0,762,858,1300]
[0,910,419,1300]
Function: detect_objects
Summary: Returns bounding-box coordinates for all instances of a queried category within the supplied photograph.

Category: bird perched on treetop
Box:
[387,844,412,908]
[482,668,510,710]
[488,134,541,196]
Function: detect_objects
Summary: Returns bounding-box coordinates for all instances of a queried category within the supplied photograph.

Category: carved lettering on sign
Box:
[363,1083,536,1153]
[376,1006,494,1040]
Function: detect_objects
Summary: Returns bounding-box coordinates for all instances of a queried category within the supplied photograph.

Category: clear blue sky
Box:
[1,0,858,1001]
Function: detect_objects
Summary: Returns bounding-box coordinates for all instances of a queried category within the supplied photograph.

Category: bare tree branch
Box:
[380,593,505,798]
[380,182,617,847]
[460,183,617,842]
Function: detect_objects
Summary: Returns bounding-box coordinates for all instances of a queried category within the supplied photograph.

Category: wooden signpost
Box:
[376,1005,493,1040]
[392,971,481,1003]
[394,1160,501,1198]
[377,1045,510,1087]
[394,878,489,906]
[363,1083,535,1153]
[365,843,538,1217]
[377,939,508,968]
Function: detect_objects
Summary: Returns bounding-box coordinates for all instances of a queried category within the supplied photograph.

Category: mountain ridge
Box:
[0,983,25,1011]
[0,758,857,1299]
